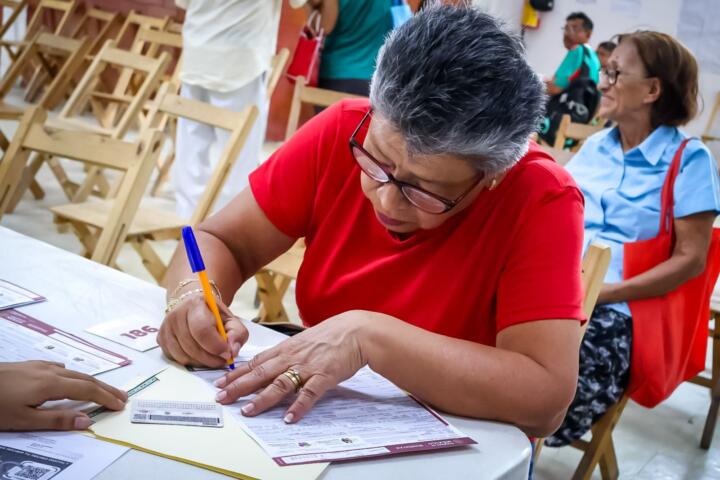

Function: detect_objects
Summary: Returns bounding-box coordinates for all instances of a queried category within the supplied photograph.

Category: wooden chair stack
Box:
[51,81,258,281]
[0,106,164,266]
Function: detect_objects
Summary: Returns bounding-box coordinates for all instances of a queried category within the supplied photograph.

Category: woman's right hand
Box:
[158,293,249,368]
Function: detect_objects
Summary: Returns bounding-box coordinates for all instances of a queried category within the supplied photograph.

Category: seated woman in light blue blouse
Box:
[546,30,720,446]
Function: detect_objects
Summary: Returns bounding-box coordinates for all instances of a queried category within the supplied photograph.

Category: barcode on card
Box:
[131,399,223,428]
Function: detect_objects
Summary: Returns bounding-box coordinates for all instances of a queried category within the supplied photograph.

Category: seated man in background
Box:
[596,40,617,69]
[544,11,600,96]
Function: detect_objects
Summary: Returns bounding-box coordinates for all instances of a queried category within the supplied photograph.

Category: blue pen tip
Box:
[228,363,235,371]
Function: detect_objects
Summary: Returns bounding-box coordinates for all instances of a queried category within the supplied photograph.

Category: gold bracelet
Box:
[168,279,223,304]
[165,288,203,314]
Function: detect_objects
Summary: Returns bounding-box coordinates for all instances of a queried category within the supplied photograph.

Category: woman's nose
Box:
[376,182,406,211]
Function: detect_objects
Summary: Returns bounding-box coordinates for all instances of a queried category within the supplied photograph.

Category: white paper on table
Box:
[0,431,128,480]
[0,309,131,375]
[86,314,161,352]
[187,343,476,466]
[0,279,45,311]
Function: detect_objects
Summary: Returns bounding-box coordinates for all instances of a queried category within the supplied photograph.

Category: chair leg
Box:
[571,396,628,480]
[701,319,720,449]
[130,238,167,284]
[256,271,290,324]
[599,436,619,480]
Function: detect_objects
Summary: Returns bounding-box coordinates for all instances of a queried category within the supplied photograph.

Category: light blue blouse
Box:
[566,125,720,316]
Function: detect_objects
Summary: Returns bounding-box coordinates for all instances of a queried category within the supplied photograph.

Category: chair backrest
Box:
[114,9,170,50]
[580,243,611,335]
[543,145,575,166]
[702,92,720,144]
[285,75,365,140]
[25,0,75,39]
[68,7,119,56]
[0,0,28,40]
[0,31,90,109]
[0,106,163,264]
[266,48,289,100]
[58,39,170,139]
[147,82,259,225]
[553,114,606,151]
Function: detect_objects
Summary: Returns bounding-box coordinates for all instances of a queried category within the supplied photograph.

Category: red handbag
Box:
[624,138,720,407]
[286,11,324,87]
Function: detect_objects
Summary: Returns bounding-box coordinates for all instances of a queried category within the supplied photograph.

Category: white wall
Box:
[523,0,719,137]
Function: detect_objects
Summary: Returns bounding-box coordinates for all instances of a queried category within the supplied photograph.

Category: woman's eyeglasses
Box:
[600,67,651,86]
[348,109,482,215]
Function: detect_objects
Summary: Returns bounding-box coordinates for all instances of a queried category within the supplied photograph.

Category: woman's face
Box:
[598,41,661,124]
[359,115,492,234]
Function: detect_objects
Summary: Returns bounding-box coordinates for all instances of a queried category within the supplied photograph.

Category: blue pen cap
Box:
[182,226,205,272]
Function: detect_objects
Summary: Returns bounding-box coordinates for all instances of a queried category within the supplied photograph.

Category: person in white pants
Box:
[173,0,303,218]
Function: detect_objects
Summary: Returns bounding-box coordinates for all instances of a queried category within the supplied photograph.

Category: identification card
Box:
[131,399,224,428]
[86,314,160,352]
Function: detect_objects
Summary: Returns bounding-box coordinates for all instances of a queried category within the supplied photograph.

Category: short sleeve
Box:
[249,103,344,238]
[554,47,583,90]
[674,141,720,218]
[496,180,586,330]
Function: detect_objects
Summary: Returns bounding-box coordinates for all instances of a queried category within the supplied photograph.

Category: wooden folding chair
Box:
[0,106,164,265]
[0,0,28,66]
[543,145,575,166]
[553,114,606,151]
[687,280,720,449]
[533,243,627,480]
[0,31,90,110]
[68,7,119,57]
[114,10,170,50]
[52,85,258,281]
[253,78,366,324]
[702,92,720,145]
[0,0,75,65]
[285,75,364,140]
[45,40,169,203]
[266,48,289,101]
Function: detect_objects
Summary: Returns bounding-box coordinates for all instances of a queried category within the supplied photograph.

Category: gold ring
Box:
[283,368,303,392]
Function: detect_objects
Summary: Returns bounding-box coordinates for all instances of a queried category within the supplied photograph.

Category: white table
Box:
[0,226,532,480]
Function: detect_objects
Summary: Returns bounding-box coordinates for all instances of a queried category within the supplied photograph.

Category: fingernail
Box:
[214,376,227,388]
[284,412,294,424]
[221,351,231,360]
[216,390,227,402]
[74,416,92,430]
[241,403,255,415]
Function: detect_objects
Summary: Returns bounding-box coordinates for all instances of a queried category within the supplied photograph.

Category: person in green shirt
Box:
[545,11,600,96]
[308,0,393,96]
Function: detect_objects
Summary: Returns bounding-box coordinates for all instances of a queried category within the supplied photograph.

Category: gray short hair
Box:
[370,4,545,175]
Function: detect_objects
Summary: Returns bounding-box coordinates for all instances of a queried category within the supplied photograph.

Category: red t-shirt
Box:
[250,99,585,346]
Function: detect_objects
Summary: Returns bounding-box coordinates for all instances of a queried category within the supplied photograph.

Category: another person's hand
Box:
[158,293,249,367]
[214,311,367,423]
[0,361,127,431]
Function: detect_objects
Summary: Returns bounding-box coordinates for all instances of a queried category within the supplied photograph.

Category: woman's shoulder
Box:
[512,141,582,193]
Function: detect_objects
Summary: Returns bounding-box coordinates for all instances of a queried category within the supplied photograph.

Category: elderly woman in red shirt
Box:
[159,4,585,436]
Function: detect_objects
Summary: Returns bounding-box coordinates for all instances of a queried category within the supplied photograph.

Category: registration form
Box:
[189,345,475,466]
[0,279,45,311]
[0,310,131,375]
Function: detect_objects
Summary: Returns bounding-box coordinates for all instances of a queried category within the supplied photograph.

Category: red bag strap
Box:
[305,10,323,38]
[659,137,694,235]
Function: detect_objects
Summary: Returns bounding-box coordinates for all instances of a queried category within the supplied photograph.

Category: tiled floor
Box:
[3,90,720,479]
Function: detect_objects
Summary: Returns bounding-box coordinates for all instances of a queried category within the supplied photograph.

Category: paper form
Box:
[0,279,45,311]
[0,310,130,376]
[188,343,476,466]
[89,365,328,480]
[0,431,128,480]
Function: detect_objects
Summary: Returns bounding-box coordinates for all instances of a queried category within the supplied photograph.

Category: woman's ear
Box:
[643,77,663,105]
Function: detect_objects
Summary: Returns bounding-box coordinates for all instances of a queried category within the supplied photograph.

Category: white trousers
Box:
[173,75,268,218]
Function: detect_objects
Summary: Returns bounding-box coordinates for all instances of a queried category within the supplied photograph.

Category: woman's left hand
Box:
[213,311,368,423]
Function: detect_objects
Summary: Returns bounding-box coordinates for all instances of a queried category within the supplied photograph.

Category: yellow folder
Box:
[90,365,327,480]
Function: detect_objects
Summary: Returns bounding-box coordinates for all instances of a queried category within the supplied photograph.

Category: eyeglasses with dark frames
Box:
[348,109,483,215]
[599,67,651,86]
